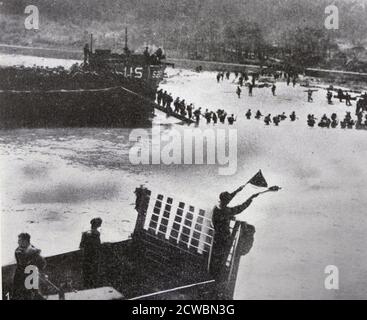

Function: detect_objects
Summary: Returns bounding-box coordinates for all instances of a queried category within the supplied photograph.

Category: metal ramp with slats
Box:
[133,187,215,281]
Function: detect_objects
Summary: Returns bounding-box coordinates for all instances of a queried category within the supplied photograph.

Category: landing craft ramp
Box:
[2,186,253,300]
[153,103,195,124]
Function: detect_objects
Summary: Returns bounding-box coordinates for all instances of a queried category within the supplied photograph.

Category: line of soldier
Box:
[245,108,367,130]
[307,87,367,110]
[216,70,260,83]
[236,82,258,98]
[308,111,367,129]
[245,109,297,126]
[203,109,237,125]
[217,69,297,85]
[156,89,236,125]
[216,70,257,87]
[326,88,367,107]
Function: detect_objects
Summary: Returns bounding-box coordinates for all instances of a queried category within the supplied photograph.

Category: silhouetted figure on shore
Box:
[174,97,180,113]
[264,114,271,125]
[318,114,331,128]
[205,109,212,124]
[212,112,218,124]
[279,112,287,121]
[194,108,201,123]
[227,114,236,125]
[166,93,173,110]
[345,93,352,106]
[245,109,252,119]
[187,103,193,119]
[236,86,242,98]
[307,114,316,127]
[162,91,168,108]
[290,111,296,122]
[156,89,163,106]
[248,84,253,96]
[341,111,355,129]
[219,112,227,124]
[356,99,364,115]
[331,113,339,128]
[271,84,276,96]
[273,115,280,126]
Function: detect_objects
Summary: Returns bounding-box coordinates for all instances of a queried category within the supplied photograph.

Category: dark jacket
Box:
[15,245,46,272]
[80,230,101,263]
[212,198,253,244]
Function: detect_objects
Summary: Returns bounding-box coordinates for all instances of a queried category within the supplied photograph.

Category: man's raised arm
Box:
[229,193,259,216]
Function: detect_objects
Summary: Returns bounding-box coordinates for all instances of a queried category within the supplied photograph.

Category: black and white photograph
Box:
[0,0,367,302]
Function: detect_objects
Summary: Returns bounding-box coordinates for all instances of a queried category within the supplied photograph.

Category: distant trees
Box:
[223,21,265,63]
[280,27,332,66]
[1,0,366,67]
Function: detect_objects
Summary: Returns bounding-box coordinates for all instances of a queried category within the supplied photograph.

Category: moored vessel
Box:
[0,33,166,128]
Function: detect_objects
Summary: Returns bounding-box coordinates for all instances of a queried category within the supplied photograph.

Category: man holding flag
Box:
[210,170,280,281]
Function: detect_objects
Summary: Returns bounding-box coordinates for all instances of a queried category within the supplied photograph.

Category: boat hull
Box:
[1,240,214,300]
[0,87,155,128]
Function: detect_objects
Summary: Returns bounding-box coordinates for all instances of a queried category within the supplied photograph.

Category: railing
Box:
[129,279,215,300]
[39,274,65,300]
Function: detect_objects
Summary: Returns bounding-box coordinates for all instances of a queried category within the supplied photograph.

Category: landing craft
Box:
[0,30,167,128]
[2,186,255,300]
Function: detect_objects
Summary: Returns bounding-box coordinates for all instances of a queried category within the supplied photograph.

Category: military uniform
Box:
[80,230,101,289]
[210,198,253,280]
[13,245,46,300]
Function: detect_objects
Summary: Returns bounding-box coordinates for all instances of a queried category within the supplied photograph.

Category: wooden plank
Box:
[154,103,195,124]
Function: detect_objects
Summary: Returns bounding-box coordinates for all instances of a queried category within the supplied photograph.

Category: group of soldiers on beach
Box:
[158,65,367,130]
[321,87,367,129]
[215,69,298,99]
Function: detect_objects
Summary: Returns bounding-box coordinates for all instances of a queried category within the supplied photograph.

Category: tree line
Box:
[1,0,367,68]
